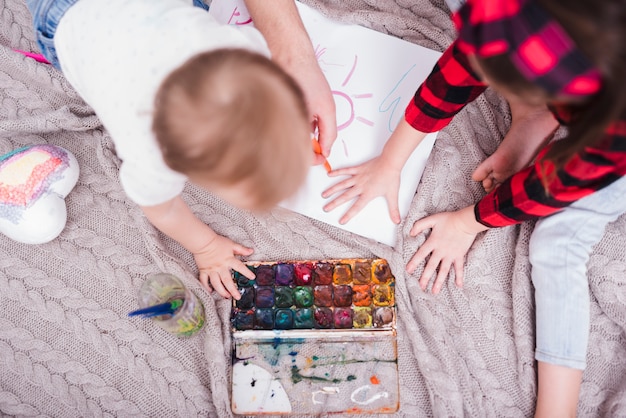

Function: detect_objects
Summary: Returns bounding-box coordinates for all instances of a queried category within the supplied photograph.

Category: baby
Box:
[27,0,311,298]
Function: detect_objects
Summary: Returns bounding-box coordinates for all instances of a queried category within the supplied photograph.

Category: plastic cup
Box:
[137,273,205,337]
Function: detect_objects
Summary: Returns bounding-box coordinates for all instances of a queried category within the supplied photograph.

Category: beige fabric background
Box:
[1,0,625,416]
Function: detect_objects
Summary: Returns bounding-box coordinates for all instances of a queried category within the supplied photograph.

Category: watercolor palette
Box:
[230,259,399,415]
[231,259,396,331]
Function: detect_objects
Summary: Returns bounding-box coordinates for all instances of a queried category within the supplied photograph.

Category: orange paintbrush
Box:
[311,137,332,173]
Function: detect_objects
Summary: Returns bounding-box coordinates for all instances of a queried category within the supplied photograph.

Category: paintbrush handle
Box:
[128,299,184,317]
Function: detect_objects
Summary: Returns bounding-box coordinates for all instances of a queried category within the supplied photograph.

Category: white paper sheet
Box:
[209,1,442,246]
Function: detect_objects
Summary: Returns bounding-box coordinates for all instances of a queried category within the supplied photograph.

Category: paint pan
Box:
[230,258,399,415]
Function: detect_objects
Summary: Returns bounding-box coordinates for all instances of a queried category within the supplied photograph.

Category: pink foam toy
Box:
[0,145,79,244]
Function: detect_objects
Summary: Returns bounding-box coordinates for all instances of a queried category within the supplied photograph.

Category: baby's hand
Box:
[192,234,255,300]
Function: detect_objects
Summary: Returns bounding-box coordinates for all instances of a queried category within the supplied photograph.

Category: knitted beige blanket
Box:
[1,0,625,416]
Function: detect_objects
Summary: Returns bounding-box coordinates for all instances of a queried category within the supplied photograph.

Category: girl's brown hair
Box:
[152,48,310,210]
[476,0,626,171]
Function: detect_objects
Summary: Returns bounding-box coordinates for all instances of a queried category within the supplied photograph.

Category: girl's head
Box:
[152,48,311,211]
[455,0,626,169]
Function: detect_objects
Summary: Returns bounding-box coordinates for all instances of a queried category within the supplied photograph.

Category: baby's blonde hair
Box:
[153,48,311,210]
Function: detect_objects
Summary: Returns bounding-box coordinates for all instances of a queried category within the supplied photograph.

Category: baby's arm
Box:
[322,118,428,225]
[244,0,337,158]
[140,196,255,299]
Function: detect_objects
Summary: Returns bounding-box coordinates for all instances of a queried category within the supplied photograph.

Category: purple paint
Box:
[275,263,295,286]
[255,264,275,286]
[255,287,275,308]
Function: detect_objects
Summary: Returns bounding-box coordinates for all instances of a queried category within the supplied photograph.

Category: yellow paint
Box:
[0,150,50,185]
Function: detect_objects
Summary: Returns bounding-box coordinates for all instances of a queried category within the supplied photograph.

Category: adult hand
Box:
[322,156,402,225]
[243,0,338,159]
[407,205,488,294]
[293,60,337,159]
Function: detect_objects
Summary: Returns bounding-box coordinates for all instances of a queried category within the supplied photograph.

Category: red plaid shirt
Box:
[405,40,626,227]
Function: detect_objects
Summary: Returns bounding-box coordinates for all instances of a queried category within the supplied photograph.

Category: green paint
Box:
[291,366,341,384]
[347,375,357,381]
[293,286,314,308]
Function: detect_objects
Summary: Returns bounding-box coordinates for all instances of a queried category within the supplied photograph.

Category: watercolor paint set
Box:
[230,259,399,415]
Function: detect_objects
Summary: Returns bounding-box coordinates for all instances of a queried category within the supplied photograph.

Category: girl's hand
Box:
[192,235,255,300]
[407,205,488,294]
[321,156,402,225]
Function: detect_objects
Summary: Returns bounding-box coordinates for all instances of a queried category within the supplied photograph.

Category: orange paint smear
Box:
[370,375,380,385]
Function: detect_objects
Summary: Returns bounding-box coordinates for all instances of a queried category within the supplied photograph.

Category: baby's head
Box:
[153,48,311,211]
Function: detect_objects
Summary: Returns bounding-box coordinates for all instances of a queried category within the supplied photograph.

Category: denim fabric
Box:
[444,0,466,13]
[193,0,209,11]
[26,0,210,69]
[26,0,80,69]
[530,174,626,370]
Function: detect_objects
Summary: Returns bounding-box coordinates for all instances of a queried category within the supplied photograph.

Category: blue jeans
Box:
[530,174,626,370]
[26,0,210,69]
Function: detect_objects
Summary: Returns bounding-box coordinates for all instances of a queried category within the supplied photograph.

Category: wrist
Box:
[459,205,490,235]
[186,229,219,255]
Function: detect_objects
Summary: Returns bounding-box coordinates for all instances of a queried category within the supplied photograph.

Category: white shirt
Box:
[55,0,270,206]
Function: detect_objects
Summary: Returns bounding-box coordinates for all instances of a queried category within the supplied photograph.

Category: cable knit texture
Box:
[1,0,625,416]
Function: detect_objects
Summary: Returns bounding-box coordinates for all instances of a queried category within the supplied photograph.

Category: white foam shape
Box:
[232,362,292,414]
[0,145,79,244]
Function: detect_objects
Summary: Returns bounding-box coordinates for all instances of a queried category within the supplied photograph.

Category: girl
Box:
[322,0,626,416]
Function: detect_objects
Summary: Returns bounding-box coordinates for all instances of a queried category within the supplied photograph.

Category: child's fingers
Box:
[321,176,356,199]
[482,177,495,192]
[471,162,491,182]
[338,198,370,225]
[431,260,451,294]
[326,166,360,178]
[454,258,464,288]
[386,192,401,224]
[323,188,360,213]
[208,271,230,299]
[410,215,436,237]
[406,240,432,274]
[231,259,255,280]
[232,244,254,258]
[221,271,241,300]
[198,271,213,294]
[419,253,441,291]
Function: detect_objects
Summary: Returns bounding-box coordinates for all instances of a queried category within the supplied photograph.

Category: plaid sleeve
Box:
[405,40,488,133]
[475,121,626,227]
